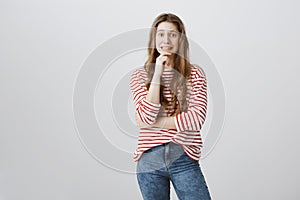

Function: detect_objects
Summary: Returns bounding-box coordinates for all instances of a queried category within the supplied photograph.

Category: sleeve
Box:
[130,69,161,125]
[174,65,208,132]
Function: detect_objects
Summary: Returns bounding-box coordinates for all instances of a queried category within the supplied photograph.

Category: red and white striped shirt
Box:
[130,64,208,162]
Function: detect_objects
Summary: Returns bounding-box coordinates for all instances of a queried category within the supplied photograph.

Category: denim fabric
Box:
[136,142,211,200]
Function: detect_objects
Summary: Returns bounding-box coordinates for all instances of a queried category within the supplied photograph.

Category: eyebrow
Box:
[156,29,178,33]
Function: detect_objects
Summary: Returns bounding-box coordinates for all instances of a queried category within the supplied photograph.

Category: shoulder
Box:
[130,66,147,79]
[190,64,207,80]
[130,66,148,86]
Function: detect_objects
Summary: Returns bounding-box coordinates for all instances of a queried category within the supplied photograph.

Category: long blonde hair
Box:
[144,13,191,115]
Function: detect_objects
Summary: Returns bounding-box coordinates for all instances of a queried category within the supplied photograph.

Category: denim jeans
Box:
[136,142,211,200]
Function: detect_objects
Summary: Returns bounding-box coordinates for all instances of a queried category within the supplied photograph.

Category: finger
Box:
[160,56,169,61]
[160,51,172,56]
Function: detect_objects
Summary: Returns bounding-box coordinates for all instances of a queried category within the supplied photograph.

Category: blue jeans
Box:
[136,142,211,200]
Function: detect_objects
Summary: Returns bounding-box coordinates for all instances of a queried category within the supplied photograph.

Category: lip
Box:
[160,46,173,50]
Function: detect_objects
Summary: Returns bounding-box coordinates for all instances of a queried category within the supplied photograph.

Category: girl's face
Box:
[155,21,180,55]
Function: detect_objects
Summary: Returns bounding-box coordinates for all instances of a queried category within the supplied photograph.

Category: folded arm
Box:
[135,114,177,129]
[135,66,208,132]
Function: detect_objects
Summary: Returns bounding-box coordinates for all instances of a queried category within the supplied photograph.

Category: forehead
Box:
[157,21,178,32]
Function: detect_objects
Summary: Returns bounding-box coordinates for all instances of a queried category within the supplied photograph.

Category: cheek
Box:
[155,39,163,52]
[155,38,162,46]
[173,40,179,50]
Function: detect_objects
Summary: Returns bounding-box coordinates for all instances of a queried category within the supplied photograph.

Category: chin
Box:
[157,49,175,55]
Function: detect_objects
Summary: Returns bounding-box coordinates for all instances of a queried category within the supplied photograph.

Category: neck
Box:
[166,54,175,68]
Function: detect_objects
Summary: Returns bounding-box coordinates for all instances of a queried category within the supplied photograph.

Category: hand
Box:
[135,113,176,130]
[154,52,172,75]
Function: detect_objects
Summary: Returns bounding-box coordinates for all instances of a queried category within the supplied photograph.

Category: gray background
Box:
[1,0,299,199]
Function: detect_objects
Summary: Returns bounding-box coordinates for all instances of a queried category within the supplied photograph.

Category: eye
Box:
[157,32,164,37]
[170,33,178,38]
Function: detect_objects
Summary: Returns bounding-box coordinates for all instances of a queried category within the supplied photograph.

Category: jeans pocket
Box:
[143,148,153,154]
[179,151,199,165]
[143,144,164,154]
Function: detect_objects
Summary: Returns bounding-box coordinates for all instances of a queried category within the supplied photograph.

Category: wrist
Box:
[152,72,162,84]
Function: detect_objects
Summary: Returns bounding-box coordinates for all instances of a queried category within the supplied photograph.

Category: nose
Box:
[163,33,170,43]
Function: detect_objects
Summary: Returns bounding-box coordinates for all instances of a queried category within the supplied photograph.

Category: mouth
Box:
[160,46,173,51]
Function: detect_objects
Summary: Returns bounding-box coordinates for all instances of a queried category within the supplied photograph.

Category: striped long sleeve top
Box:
[130,64,208,162]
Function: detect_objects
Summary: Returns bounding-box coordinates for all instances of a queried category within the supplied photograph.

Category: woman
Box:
[130,13,211,200]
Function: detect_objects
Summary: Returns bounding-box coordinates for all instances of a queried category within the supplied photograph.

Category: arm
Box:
[145,71,162,104]
[130,53,171,126]
[174,66,208,132]
[130,69,161,125]
[136,114,177,129]
[135,66,208,132]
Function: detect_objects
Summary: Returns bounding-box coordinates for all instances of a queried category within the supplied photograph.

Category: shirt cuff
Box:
[143,98,161,111]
